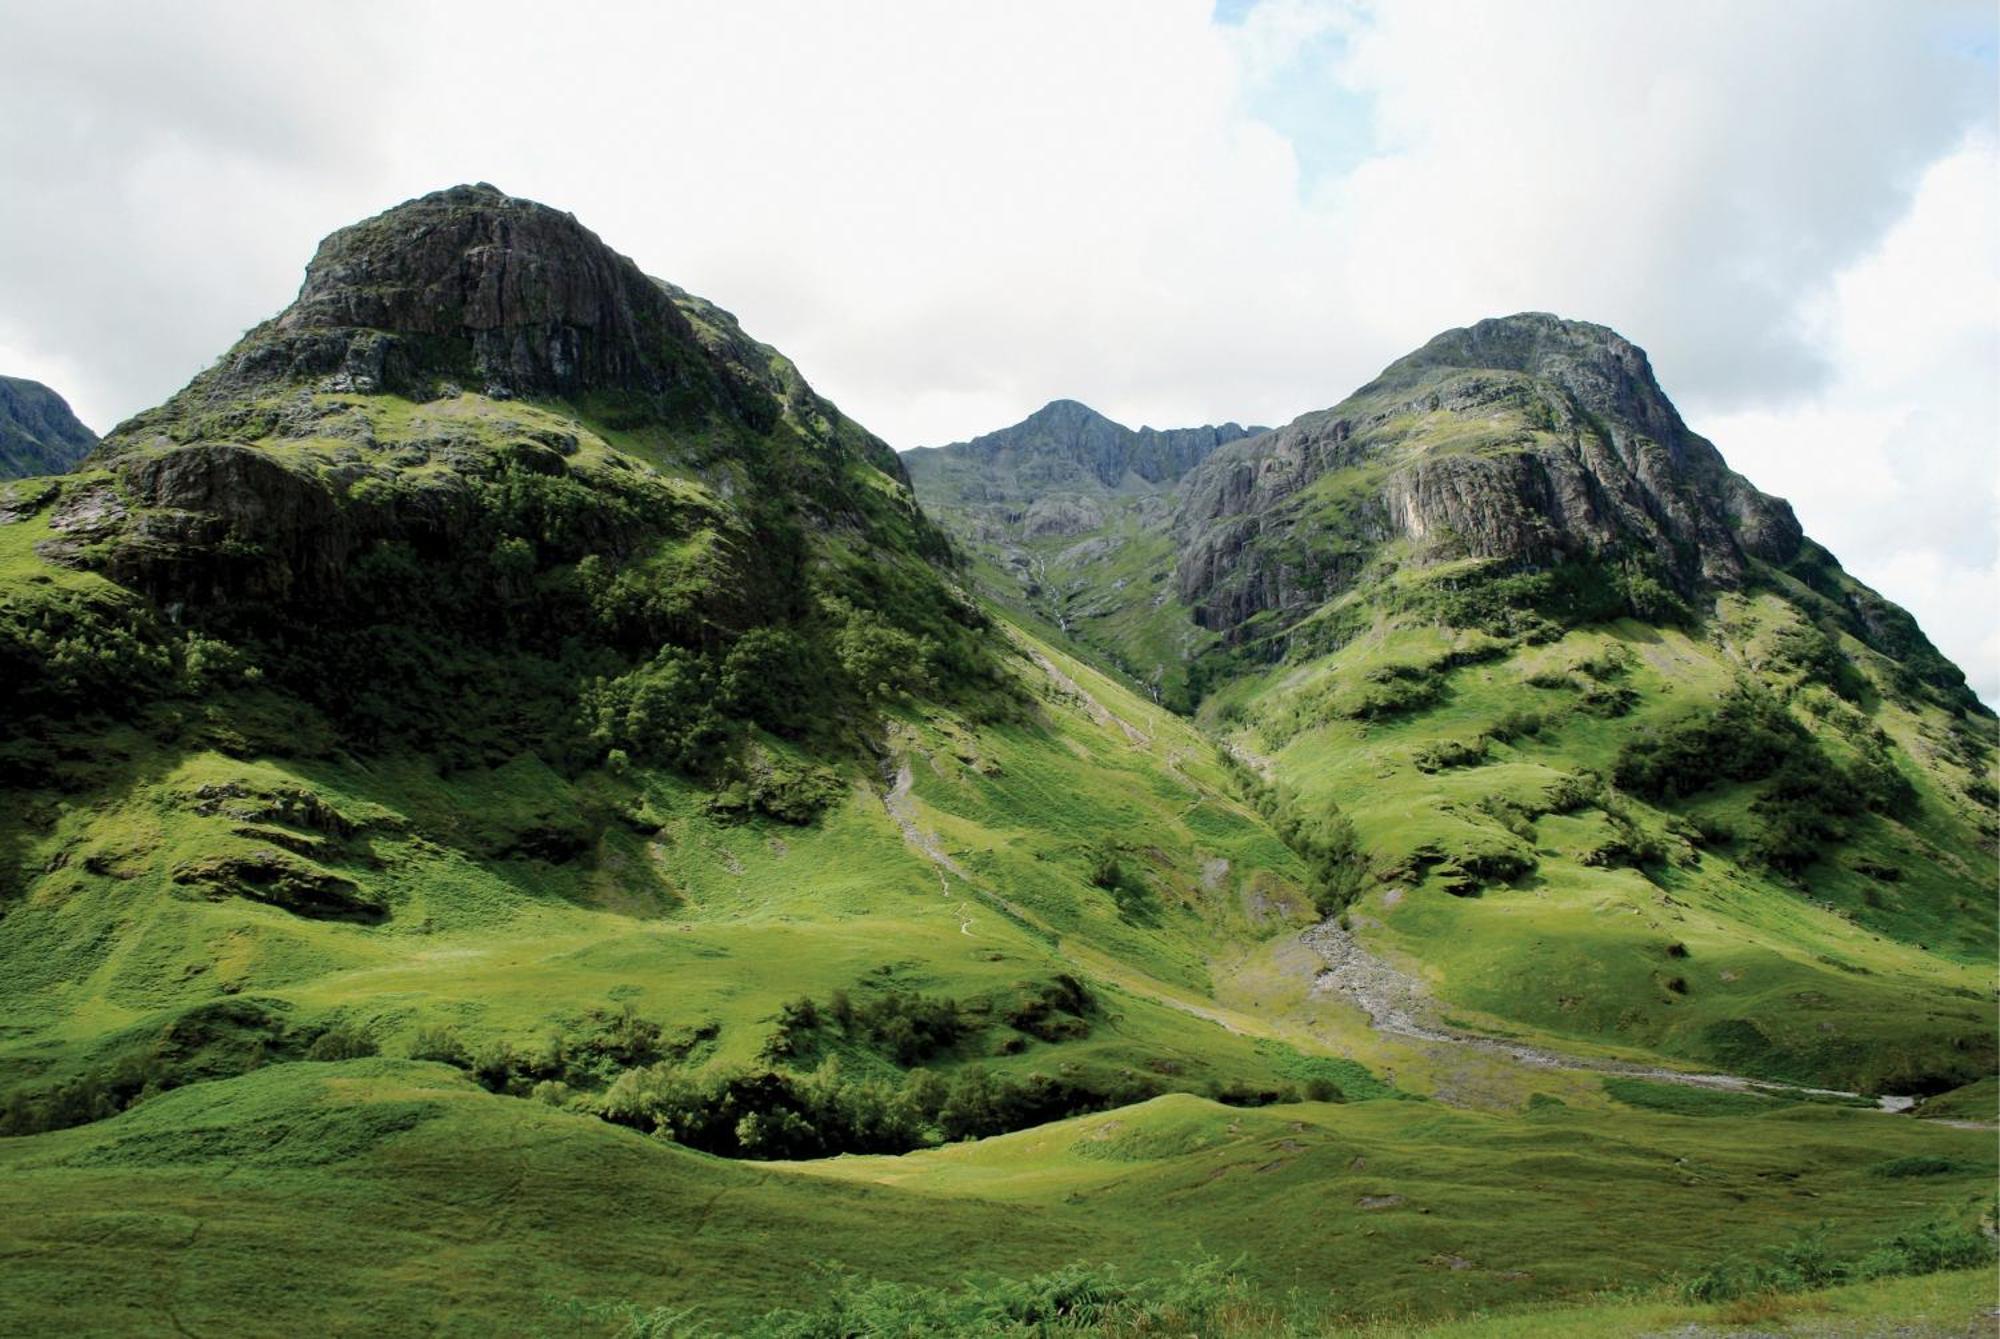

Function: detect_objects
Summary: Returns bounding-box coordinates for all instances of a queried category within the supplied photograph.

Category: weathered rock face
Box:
[77,184,936,599]
[116,184,800,444]
[1172,314,1804,638]
[1021,494,1105,538]
[0,376,97,479]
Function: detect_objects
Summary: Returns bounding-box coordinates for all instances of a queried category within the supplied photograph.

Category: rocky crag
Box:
[907,310,1995,1092]
[1172,314,1804,643]
[0,376,97,479]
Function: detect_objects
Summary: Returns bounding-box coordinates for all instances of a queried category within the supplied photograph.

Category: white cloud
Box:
[1694,136,2000,704]
[0,1,1992,692]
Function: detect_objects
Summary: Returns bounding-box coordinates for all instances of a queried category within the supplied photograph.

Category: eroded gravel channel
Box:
[1301,917,1910,1109]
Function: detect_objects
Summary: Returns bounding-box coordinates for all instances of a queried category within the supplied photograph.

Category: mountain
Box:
[915,312,1997,1093]
[0,197,1993,1337]
[1170,314,1959,702]
[906,400,1262,704]
[0,375,97,479]
[0,186,1356,1323]
[905,397,1258,500]
[7,182,984,791]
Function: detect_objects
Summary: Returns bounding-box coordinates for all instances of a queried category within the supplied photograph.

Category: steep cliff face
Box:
[1173,314,1805,639]
[149,184,732,422]
[0,376,97,479]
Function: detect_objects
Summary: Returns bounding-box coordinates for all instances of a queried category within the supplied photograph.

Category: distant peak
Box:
[1022,398,1116,426]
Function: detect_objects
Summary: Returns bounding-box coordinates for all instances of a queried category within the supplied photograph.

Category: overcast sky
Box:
[2,1,1994,700]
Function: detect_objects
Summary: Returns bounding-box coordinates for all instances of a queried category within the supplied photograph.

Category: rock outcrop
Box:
[62,184,944,622]
[1173,314,1804,637]
[142,184,757,424]
[0,376,97,479]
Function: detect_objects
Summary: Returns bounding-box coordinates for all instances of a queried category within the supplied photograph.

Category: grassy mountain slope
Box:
[913,314,1997,1096]
[0,195,1991,1336]
[1204,604,1993,1093]
[0,188,1353,1159]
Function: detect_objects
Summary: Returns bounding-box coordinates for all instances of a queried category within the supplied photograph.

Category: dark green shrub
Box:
[1005,975,1097,1042]
[766,986,971,1067]
[1681,1212,1995,1303]
[306,1026,379,1061]
[407,1025,472,1068]
[1869,1155,1967,1178]
[1485,708,1544,743]
[708,762,845,825]
[1213,750,1366,916]
[603,1254,1273,1339]
[1412,737,1486,772]
[1342,664,1445,720]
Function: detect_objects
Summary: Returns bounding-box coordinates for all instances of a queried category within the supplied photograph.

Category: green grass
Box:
[5,599,1986,1332]
[2,1064,1991,1336]
[1364,1265,1998,1337]
[1209,606,1996,1094]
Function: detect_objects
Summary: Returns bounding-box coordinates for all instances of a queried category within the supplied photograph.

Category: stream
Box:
[1302,917,1916,1112]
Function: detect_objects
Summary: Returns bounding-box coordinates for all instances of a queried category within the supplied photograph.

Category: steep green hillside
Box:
[1205,606,1994,1093]
[0,375,97,479]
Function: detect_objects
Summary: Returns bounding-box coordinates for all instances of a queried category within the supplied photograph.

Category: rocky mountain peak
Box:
[143,183,745,423]
[1376,312,1688,457]
[1172,313,1805,641]
[911,400,1261,493]
[1016,398,1112,431]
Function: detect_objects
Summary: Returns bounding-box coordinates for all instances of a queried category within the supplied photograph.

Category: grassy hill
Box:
[1,1065,1990,1334]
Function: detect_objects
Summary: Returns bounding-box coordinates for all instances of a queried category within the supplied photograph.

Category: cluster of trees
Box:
[1614,681,1916,874]
[762,988,973,1067]
[762,977,1098,1068]
[596,1060,1164,1159]
[405,1003,722,1098]
[1215,750,1365,916]
[383,982,1310,1163]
